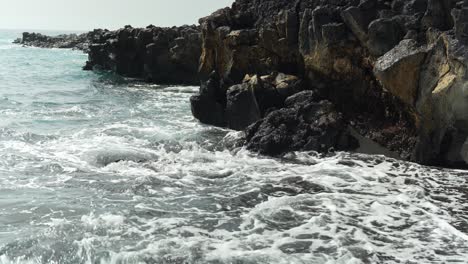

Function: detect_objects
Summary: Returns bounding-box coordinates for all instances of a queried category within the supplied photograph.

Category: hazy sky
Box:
[0,0,234,31]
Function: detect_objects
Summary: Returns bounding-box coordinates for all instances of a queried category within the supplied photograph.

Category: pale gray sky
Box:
[0,0,233,31]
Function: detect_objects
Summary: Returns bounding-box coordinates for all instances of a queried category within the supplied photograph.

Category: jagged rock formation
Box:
[83,25,202,85]
[245,91,360,155]
[191,0,468,167]
[13,30,105,52]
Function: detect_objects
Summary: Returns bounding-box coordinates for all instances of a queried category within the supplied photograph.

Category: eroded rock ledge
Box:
[83,25,202,85]
[191,0,468,167]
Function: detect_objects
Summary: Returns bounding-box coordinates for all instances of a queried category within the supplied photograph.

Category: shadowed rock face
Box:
[191,0,468,167]
[83,25,202,85]
[245,91,359,155]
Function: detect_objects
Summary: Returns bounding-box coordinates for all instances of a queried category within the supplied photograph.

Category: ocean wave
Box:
[1,38,467,263]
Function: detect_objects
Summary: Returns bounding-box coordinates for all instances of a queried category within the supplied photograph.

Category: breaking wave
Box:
[0,30,467,264]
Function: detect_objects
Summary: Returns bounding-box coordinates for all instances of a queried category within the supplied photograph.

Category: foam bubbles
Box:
[1,31,468,263]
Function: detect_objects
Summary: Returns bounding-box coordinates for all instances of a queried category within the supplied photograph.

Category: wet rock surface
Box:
[191,0,468,167]
[244,91,359,155]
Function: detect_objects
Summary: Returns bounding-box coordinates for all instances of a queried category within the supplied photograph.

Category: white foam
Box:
[1,75,467,263]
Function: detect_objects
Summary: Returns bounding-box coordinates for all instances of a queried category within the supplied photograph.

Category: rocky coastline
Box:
[14,0,468,168]
[13,30,107,52]
[191,0,468,168]
[17,25,202,84]
[83,25,202,84]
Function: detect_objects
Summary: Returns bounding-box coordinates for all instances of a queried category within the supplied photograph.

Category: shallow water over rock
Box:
[1,30,468,264]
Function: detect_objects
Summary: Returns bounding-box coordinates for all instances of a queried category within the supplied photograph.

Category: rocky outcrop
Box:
[14,1,468,167]
[226,73,305,130]
[374,39,427,106]
[13,30,104,52]
[14,26,203,85]
[245,91,359,155]
[83,25,202,85]
[191,0,468,167]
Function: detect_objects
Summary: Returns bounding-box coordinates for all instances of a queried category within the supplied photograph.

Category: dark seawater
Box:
[0,30,468,264]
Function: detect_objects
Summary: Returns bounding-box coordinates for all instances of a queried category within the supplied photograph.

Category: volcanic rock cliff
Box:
[190,0,468,167]
[17,25,203,85]
[83,25,202,85]
[14,0,468,167]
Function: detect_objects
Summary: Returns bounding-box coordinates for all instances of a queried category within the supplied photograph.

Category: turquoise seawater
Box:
[0,30,468,264]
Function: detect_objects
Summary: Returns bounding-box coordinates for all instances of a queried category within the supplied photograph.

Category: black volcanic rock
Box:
[226,82,262,131]
[15,30,105,52]
[83,25,202,85]
[191,71,306,131]
[245,94,359,155]
[190,72,226,126]
[191,0,468,167]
